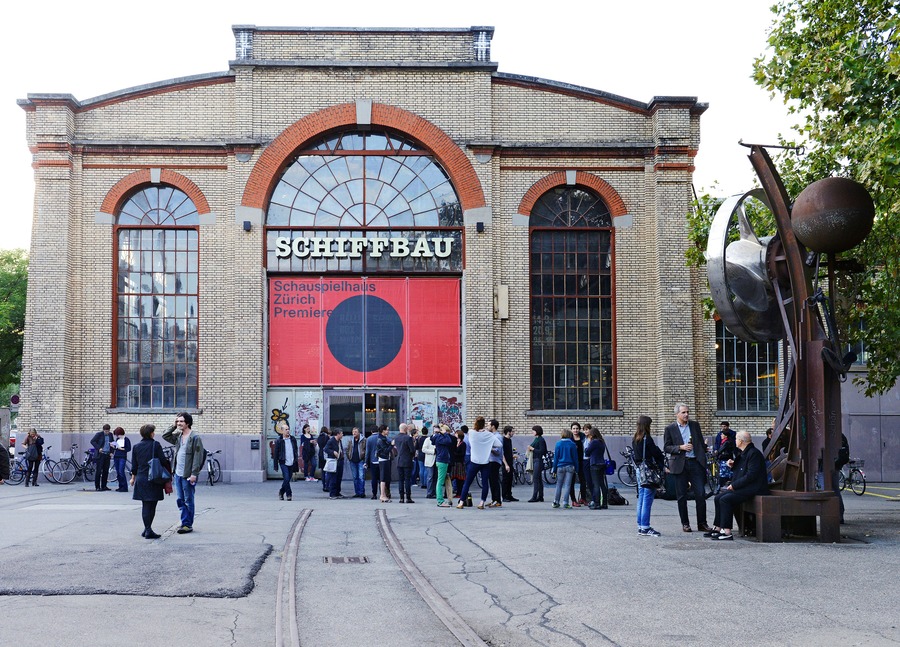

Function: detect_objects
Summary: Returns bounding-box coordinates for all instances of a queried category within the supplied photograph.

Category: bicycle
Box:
[7,447,58,485]
[205,450,222,486]
[542,451,557,484]
[617,447,637,487]
[513,451,533,485]
[51,444,98,484]
[705,450,721,496]
[838,459,866,496]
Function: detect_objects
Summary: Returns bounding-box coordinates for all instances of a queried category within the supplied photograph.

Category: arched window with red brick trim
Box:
[113,185,199,409]
[530,186,615,411]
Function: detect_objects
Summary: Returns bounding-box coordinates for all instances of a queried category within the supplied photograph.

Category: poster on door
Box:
[269,277,460,387]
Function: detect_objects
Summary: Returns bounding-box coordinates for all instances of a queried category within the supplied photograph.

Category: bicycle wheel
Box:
[53,459,77,484]
[618,464,637,487]
[838,471,847,491]
[83,460,96,483]
[524,467,533,485]
[515,462,525,485]
[850,470,866,496]
[42,459,59,483]
[8,459,26,484]
[211,458,222,484]
[544,469,557,485]
[706,469,719,496]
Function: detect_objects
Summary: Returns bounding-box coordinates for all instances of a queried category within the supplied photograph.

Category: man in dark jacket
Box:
[501,425,518,502]
[393,423,416,503]
[324,429,345,499]
[91,424,116,491]
[317,427,331,492]
[663,403,711,532]
[707,431,769,540]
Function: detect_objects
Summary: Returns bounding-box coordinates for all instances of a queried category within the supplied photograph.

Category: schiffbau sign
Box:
[274,235,455,260]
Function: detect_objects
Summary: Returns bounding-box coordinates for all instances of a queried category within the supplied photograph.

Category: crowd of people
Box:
[278,402,773,541]
[5,402,776,542]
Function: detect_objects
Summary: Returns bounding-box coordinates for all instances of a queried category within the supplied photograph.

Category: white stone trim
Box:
[613,214,633,229]
[356,99,372,125]
[565,170,577,185]
[464,206,492,226]
[94,212,115,225]
[512,213,530,227]
[150,168,161,184]
[199,212,217,225]
[235,206,264,226]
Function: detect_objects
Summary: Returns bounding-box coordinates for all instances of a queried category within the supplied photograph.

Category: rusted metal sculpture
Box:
[707,145,875,540]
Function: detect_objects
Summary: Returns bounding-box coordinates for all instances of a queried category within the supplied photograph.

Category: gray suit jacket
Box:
[663,421,707,475]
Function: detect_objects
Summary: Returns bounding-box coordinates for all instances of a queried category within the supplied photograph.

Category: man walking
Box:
[163,412,205,534]
[345,427,367,498]
[90,424,116,491]
[664,403,711,533]
[325,428,345,499]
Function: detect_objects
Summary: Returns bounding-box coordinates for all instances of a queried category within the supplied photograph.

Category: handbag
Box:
[526,454,534,473]
[24,443,39,461]
[324,457,338,473]
[604,445,616,475]
[637,437,663,489]
[148,457,171,485]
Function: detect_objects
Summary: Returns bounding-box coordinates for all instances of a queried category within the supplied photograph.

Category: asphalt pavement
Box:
[1,476,898,646]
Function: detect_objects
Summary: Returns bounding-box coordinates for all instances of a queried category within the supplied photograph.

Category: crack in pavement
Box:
[425,519,607,646]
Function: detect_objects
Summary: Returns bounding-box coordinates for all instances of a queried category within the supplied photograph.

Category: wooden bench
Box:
[737,490,841,542]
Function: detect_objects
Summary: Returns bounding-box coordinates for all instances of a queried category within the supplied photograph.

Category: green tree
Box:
[692,0,899,396]
[0,249,28,392]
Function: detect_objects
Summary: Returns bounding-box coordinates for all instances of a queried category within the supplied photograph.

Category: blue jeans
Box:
[554,465,575,505]
[419,461,430,489]
[173,475,196,528]
[636,485,655,529]
[279,463,293,497]
[459,462,490,503]
[114,457,128,491]
[349,460,365,496]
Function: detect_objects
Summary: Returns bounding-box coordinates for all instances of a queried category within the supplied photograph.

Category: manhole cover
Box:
[324,556,370,564]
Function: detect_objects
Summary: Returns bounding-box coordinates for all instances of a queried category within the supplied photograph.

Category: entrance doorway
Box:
[324,390,405,433]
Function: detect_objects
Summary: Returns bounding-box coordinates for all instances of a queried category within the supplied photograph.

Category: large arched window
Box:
[716,320,780,412]
[114,186,199,409]
[265,130,463,273]
[530,187,614,411]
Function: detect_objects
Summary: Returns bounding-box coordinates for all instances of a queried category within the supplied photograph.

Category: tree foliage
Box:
[692,0,899,396]
[0,249,28,391]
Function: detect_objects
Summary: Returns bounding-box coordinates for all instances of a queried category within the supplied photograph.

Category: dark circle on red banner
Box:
[325,295,403,372]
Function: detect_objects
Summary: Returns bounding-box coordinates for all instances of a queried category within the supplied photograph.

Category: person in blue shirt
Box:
[551,428,578,508]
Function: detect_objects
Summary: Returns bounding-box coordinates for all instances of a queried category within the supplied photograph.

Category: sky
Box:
[1,0,797,251]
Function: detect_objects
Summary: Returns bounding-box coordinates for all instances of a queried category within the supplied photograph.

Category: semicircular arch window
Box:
[266,130,463,273]
[113,185,200,410]
[268,130,462,229]
[529,186,615,411]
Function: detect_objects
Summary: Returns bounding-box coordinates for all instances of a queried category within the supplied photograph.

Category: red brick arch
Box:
[517,171,628,219]
[100,169,211,215]
[240,103,486,212]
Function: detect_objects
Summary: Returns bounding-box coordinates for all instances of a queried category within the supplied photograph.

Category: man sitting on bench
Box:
[705,430,769,540]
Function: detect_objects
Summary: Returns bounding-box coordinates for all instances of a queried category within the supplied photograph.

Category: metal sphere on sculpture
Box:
[791,177,875,253]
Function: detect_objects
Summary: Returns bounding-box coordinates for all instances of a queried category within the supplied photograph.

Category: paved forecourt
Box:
[1,478,898,646]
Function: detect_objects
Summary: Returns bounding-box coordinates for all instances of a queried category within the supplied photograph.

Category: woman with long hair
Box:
[457,416,501,509]
[22,428,44,487]
[300,423,317,481]
[633,415,665,537]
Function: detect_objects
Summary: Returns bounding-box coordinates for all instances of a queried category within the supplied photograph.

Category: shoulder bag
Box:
[324,457,338,473]
[637,436,663,489]
[148,456,172,485]
[604,444,616,476]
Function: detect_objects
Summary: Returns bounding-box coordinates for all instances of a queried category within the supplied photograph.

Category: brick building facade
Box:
[17,26,739,481]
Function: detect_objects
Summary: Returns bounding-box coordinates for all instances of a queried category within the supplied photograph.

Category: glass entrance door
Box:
[325,390,405,432]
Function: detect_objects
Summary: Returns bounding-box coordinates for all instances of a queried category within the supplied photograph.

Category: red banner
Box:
[269,277,460,386]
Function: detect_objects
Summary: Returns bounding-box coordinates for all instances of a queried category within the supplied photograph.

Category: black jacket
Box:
[131,438,169,502]
[633,434,664,470]
[394,433,416,468]
[729,443,769,498]
[274,436,300,472]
